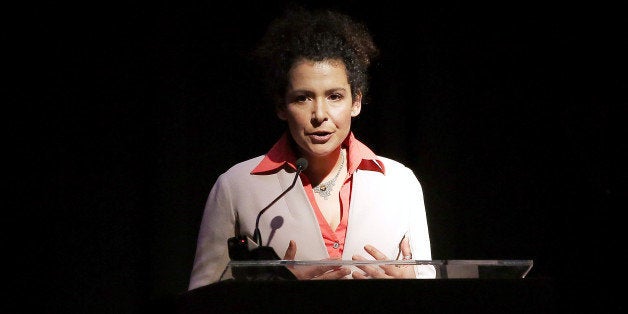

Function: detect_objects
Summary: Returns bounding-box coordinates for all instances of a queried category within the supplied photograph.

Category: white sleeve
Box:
[188,174,236,290]
[404,168,436,278]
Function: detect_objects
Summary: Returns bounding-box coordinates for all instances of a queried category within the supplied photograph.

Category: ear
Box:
[351,93,362,117]
[276,104,288,121]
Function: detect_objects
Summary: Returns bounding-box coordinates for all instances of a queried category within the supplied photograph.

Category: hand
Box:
[351,237,416,279]
[283,240,351,280]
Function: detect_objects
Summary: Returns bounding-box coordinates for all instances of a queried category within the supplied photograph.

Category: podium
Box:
[178,260,555,313]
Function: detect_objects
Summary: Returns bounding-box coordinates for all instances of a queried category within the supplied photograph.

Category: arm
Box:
[188,175,235,290]
[405,169,436,278]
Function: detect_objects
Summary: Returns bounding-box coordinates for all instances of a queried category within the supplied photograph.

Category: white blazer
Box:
[188,155,434,290]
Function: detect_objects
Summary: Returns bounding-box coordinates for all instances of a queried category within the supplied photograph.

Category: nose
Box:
[311,99,328,124]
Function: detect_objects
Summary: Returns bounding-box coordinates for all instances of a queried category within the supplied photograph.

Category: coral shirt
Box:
[251,132,385,258]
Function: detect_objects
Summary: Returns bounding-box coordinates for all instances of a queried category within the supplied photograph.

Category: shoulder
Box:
[376,156,423,186]
[227,155,265,172]
[377,155,403,167]
[377,156,412,173]
[210,155,269,195]
[217,155,266,182]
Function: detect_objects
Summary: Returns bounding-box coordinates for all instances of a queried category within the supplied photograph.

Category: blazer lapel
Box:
[274,169,328,259]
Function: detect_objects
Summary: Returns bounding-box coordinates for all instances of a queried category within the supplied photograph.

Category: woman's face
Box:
[278,59,361,161]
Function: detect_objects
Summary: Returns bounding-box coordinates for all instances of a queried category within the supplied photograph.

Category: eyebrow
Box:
[288,87,348,95]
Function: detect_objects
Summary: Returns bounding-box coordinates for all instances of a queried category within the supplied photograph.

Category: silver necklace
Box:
[312,150,345,200]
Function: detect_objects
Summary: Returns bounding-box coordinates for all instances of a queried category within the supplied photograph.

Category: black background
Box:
[9,1,624,312]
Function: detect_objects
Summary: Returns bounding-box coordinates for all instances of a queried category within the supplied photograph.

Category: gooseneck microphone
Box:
[253,157,308,246]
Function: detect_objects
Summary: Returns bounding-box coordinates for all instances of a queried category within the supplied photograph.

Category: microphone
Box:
[253,157,308,246]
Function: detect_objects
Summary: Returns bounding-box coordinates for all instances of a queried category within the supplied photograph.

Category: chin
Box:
[309,146,340,158]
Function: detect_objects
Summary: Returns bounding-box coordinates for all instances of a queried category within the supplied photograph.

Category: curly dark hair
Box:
[252,5,379,109]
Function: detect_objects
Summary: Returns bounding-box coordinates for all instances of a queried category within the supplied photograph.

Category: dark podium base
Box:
[178,278,555,314]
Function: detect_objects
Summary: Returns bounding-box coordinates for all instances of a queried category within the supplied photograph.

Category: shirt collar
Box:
[251,132,385,175]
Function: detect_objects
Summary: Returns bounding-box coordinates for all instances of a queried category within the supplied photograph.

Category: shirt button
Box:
[333,242,339,249]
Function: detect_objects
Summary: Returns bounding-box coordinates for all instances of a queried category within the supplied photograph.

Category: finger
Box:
[283,240,296,260]
[358,267,389,279]
[315,267,351,280]
[364,244,388,261]
[362,244,402,276]
[352,254,388,278]
[309,265,340,277]
[296,262,342,279]
[400,237,412,260]
[352,271,369,279]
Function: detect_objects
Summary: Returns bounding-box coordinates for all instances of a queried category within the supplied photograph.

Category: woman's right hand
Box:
[283,240,351,280]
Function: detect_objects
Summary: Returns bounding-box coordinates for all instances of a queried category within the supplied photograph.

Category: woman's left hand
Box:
[351,237,416,279]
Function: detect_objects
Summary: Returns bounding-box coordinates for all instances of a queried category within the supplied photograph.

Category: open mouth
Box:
[308,131,333,142]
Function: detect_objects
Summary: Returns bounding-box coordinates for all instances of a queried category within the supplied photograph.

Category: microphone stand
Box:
[229,158,308,280]
[252,160,306,247]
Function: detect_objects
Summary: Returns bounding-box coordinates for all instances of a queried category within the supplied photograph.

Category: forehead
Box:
[291,57,345,71]
[287,59,349,88]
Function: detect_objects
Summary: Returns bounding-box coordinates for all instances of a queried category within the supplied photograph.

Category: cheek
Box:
[332,108,354,124]
[284,109,310,126]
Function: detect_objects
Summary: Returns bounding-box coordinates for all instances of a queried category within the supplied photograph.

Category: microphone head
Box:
[296,158,308,171]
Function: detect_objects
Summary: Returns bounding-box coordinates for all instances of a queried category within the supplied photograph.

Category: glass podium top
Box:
[221,259,533,281]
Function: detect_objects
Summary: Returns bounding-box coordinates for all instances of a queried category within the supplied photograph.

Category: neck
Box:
[303,148,344,186]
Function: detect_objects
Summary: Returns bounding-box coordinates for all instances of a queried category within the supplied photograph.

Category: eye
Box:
[328,93,344,101]
[289,94,310,104]
[291,94,309,103]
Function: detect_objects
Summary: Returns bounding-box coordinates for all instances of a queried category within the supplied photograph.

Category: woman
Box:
[188,6,435,290]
